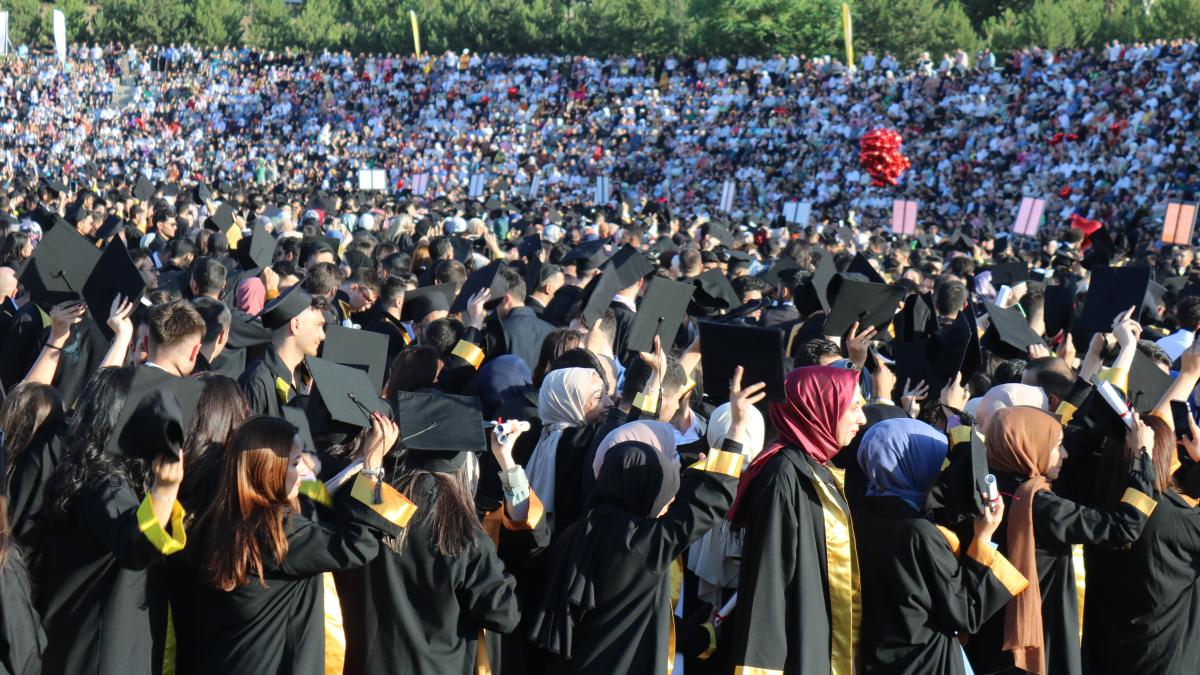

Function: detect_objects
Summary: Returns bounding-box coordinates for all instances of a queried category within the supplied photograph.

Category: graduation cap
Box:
[811,248,838,313]
[259,284,315,331]
[847,252,887,285]
[18,222,102,311]
[243,220,275,271]
[207,203,235,233]
[43,177,68,195]
[650,237,680,255]
[451,261,510,314]
[400,284,455,323]
[705,225,734,247]
[108,367,203,461]
[606,244,655,288]
[82,238,146,339]
[689,269,740,317]
[579,265,627,326]
[394,390,488,472]
[931,309,982,387]
[1074,266,1152,341]
[562,240,607,273]
[448,236,473,263]
[822,275,905,337]
[321,325,390,393]
[627,277,694,353]
[924,427,989,525]
[698,321,786,404]
[893,292,938,343]
[280,404,317,455]
[526,262,562,294]
[989,262,1029,288]
[306,356,390,430]
[981,300,1046,359]
[133,176,155,202]
[757,256,802,288]
[96,214,125,241]
[518,235,542,260]
[1082,226,1115,270]
[1042,284,1075,340]
[1125,349,1173,413]
[938,231,975,253]
[192,183,212,205]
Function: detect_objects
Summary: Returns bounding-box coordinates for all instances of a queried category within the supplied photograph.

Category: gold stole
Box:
[807,466,861,675]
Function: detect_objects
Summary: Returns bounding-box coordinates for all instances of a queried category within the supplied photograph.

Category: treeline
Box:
[3,0,1199,64]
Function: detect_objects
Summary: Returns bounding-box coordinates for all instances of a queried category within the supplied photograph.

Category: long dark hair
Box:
[0,231,31,268]
[45,367,137,523]
[194,416,297,590]
[1096,415,1176,509]
[0,382,64,481]
[0,497,22,573]
[533,328,583,386]
[178,373,250,513]
[390,454,481,557]
[384,345,442,400]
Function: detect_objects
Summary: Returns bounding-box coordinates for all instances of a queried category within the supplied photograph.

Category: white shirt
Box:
[1156,329,1194,362]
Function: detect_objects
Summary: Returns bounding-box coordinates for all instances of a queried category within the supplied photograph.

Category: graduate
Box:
[854,418,1027,675]
[188,414,409,675]
[239,285,327,417]
[0,440,47,675]
[530,367,761,674]
[335,391,536,675]
[727,365,867,675]
[37,367,188,675]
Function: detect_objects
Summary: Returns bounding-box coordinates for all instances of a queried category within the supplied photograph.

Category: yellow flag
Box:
[410,11,421,59]
[842,3,854,67]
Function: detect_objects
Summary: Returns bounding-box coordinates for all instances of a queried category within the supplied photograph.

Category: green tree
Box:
[855,0,979,64]
[688,0,843,56]
[566,0,689,55]
[1146,0,1200,39]
[244,0,294,50]
[94,0,190,44]
[56,0,94,42]
[290,0,348,51]
[4,0,45,47]
[188,0,244,47]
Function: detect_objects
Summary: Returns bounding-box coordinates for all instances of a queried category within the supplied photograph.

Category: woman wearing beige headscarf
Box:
[975,384,1049,434]
[964,406,1158,675]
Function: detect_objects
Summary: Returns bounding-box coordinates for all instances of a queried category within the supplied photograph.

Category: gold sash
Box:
[808,466,861,675]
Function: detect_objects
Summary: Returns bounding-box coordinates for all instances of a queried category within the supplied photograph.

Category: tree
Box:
[189,0,245,47]
[57,0,94,42]
[94,0,190,44]
[1146,0,1200,39]
[855,0,980,64]
[244,0,294,50]
[688,0,843,57]
[4,0,45,47]
[568,0,689,55]
[289,0,348,51]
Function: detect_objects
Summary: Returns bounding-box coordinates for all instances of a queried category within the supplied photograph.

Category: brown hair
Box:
[0,382,63,479]
[148,299,206,349]
[1097,414,1176,509]
[533,328,584,386]
[178,374,251,513]
[194,416,297,590]
[384,345,442,400]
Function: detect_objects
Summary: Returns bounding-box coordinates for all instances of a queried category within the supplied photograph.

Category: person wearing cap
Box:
[188,413,411,675]
[335,394,539,675]
[36,367,188,675]
[238,285,327,417]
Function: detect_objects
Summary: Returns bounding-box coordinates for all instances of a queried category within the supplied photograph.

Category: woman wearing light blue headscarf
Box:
[854,418,1026,675]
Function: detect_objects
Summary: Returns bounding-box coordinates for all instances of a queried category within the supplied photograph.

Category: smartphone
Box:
[1171,400,1193,441]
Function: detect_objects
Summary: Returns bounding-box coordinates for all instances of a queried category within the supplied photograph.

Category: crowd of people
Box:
[0,37,1199,675]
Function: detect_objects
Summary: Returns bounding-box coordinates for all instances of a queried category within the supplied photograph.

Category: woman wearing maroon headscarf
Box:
[727,365,867,675]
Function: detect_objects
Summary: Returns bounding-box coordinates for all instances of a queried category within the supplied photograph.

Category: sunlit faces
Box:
[1046,443,1068,481]
[835,392,868,447]
[294,306,326,356]
[583,372,614,424]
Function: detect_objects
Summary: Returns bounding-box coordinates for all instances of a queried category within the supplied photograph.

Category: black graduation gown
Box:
[1083,490,1200,675]
[0,557,46,675]
[527,296,549,321]
[609,300,636,363]
[210,308,272,377]
[963,461,1155,675]
[238,347,298,418]
[499,306,555,370]
[544,459,739,674]
[37,477,186,675]
[5,426,67,582]
[729,449,860,675]
[855,497,1026,675]
[336,473,522,675]
[0,308,106,407]
[192,476,405,675]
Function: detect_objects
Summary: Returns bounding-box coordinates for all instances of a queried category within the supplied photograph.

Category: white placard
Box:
[594,176,611,205]
[53,10,66,63]
[719,179,735,213]
[469,173,486,198]
[358,169,386,191]
[410,173,430,196]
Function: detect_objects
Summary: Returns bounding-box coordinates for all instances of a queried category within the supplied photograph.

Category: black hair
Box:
[191,256,228,296]
[794,338,840,367]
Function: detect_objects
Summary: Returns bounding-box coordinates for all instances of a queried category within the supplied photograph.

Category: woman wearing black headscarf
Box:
[530,368,764,674]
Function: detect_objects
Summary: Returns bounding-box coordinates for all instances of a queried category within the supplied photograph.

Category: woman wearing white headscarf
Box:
[591,420,680,478]
[976,383,1049,433]
[526,367,612,530]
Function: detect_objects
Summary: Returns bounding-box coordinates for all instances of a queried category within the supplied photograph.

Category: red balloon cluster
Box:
[859,128,911,187]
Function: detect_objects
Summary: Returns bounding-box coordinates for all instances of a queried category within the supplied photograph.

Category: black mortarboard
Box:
[924,427,989,525]
[96,214,124,240]
[989,262,1029,287]
[208,203,235,233]
[606,243,655,288]
[306,356,389,429]
[758,256,802,288]
[939,231,975,253]
[1126,350,1173,413]
[451,261,510,314]
[982,300,1046,358]
[400,284,455,323]
[82,238,147,339]
[823,275,905,337]
[193,183,212,205]
[321,325,390,393]
[811,248,838,312]
[394,390,488,472]
[109,367,203,461]
[698,321,786,404]
[244,220,275,271]
[43,178,67,195]
[706,225,733,247]
[280,404,317,455]
[1082,226,1115,270]
[1042,284,1075,339]
[931,309,982,387]
[133,176,154,201]
[562,240,607,273]
[19,222,102,310]
[449,236,473,263]
[518,235,543,259]
[847,252,887,285]
[890,337,940,394]
[259,284,315,330]
[690,270,740,317]
[579,265,626,326]
[627,277,694,353]
[650,237,680,255]
[893,292,938,343]
[1074,266,1151,341]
